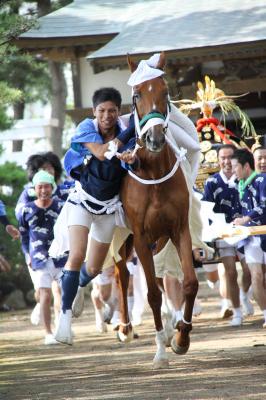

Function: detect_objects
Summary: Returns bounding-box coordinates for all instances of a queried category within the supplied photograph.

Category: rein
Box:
[128,158,180,185]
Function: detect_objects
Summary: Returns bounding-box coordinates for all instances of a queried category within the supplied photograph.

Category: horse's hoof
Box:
[171,337,190,355]
[117,329,134,343]
[153,358,169,369]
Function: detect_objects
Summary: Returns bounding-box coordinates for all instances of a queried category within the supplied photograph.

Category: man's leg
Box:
[220,255,242,326]
[239,257,254,316]
[163,274,184,327]
[55,224,89,344]
[248,263,266,327]
[39,287,52,335]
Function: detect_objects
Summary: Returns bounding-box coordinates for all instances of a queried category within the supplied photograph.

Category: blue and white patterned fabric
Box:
[63,115,135,213]
[239,173,266,251]
[202,171,242,223]
[15,180,74,220]
[18,199,67,270]
[239,173,266,226]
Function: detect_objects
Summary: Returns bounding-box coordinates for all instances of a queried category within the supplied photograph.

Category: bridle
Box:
[132,92,171,141]
[129,92,186,185]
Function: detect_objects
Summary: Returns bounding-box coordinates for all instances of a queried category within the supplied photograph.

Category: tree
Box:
[0,0,71,156]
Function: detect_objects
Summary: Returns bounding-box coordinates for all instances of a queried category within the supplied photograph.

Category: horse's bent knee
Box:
[183,278,198,297]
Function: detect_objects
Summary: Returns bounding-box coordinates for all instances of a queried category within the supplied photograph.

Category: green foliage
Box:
[0,162,32,298]
[0,1,49,123]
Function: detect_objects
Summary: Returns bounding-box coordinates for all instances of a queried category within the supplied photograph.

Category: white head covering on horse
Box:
[127,54,165,86]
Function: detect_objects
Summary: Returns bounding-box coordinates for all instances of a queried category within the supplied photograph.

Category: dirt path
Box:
[0,279,266,400]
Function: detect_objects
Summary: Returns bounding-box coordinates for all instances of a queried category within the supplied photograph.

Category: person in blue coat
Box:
[18,170,67,345]
[232,148,266,328]
[54,87,136,345]
[203,144,252,326]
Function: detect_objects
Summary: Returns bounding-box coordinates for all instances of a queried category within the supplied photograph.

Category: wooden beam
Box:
[180,78,266,98]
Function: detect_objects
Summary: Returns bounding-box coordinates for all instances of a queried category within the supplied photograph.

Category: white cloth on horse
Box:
[169,104,200,184]
[127,53,164,86]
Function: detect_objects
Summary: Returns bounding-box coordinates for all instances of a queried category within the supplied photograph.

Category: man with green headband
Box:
[18,170,67,345]
[231,148,266,328]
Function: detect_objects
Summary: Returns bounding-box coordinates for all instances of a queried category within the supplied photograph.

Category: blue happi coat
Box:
[202,171,242,223]
[63,115,135,212]
[18,198,67,270]
[239,173,266,251]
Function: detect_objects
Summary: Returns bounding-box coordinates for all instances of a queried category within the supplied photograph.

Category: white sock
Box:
[233,307,242,318]
[127,296,134,320]
[263,309,266,322]
[240,288,248,301]
[174,309,183,321]
[111,310,121,325]
[95,308,103,324]
[221,298,231,308]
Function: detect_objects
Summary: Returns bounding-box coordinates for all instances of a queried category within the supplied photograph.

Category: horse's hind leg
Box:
[172,226,198,354]
[134,237,169,369]
[114,238,134,343]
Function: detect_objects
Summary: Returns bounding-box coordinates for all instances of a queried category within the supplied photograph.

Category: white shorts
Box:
[216,240,244,260]
[244,236,266,265]
[93,265,115,286]
[67,202,116,243]
[31,259,63,289]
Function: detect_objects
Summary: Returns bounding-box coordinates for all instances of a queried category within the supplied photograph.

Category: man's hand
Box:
[117,150,136,164]
[6,224,20,240]
[233,216,251,226]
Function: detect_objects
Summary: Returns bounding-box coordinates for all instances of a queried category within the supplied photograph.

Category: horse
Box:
[115,52,199,368]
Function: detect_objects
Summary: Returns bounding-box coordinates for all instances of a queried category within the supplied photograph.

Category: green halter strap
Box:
[139,112,166,128]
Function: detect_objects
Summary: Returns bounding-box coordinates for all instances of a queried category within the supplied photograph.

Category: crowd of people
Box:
[1,80,266,347]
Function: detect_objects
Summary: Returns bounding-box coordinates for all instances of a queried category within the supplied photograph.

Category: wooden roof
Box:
[16,0,266,64]
[88,0,266,66]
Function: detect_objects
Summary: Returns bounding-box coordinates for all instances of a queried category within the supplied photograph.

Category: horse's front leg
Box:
[114,241,133,343]
[172,226,198,355]
[134,236,169,369]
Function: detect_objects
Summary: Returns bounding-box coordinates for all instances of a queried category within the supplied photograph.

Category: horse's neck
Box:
[138,144,176,180]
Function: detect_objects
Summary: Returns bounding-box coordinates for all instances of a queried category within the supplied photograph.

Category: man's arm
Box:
[0,200,20,239]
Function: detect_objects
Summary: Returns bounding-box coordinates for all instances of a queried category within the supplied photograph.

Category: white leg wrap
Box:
[153,329,169,369]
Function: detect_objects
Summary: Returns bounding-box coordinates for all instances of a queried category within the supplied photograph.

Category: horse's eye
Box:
[133,92,141,101]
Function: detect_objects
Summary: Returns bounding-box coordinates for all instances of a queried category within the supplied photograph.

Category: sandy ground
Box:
[0,277,266,400]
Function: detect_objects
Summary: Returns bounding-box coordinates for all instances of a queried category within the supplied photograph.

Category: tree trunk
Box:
[47,60,67,157]
[37,0,67,158]
[12,101,25,151]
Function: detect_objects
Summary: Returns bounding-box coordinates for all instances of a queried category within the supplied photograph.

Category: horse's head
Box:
[128,52,170,153]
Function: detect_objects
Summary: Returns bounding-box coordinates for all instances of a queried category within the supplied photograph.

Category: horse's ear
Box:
[127,53,137,72]
[156,52,166,71]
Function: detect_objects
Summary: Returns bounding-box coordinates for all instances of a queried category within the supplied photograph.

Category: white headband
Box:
[127,53,165,87]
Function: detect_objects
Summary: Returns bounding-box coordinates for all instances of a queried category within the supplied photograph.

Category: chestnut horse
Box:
[117,53,198,368]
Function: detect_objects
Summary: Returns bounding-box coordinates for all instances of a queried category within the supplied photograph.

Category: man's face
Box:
[231,159,247,180]
[35,183,53,200]
[254,148,266,173]
[218,148,234,175]
[93,101,119,134]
